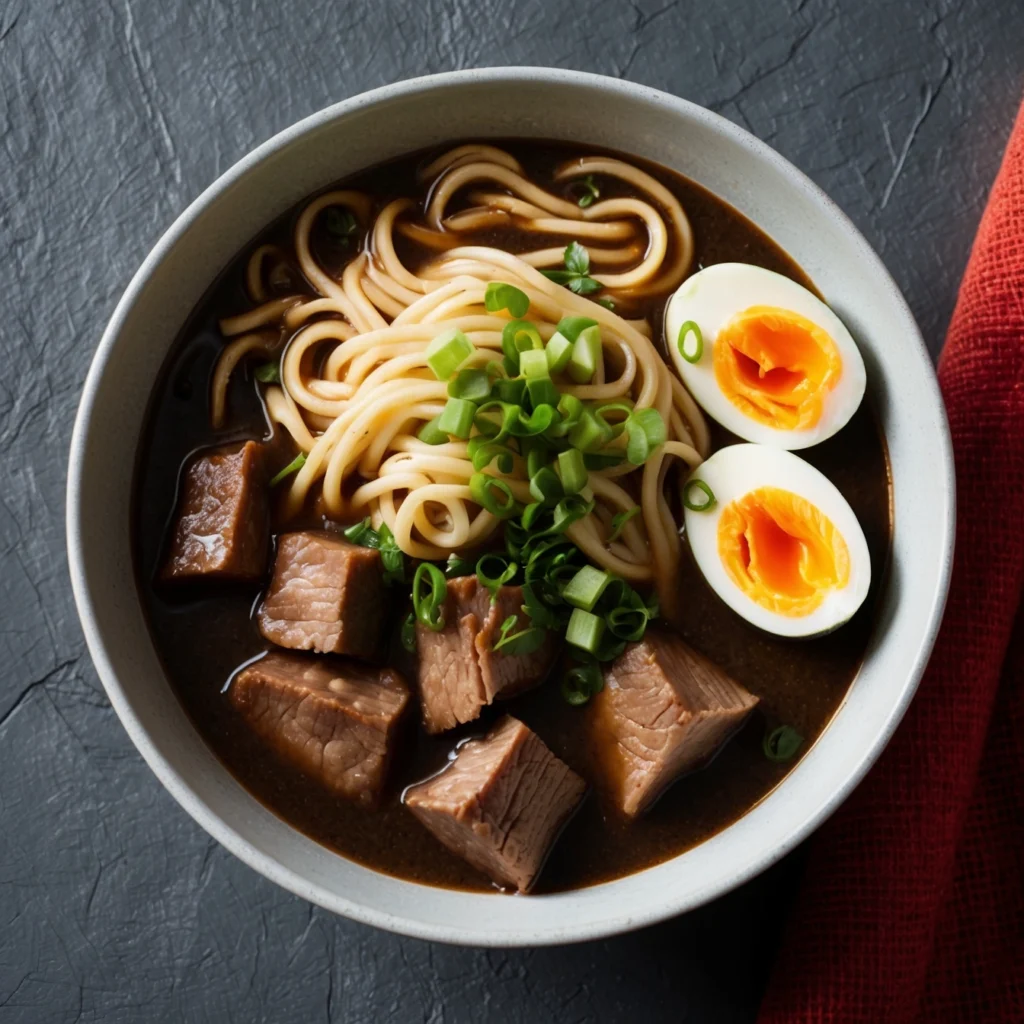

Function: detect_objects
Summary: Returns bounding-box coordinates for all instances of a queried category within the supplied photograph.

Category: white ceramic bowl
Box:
[67,68,954,946]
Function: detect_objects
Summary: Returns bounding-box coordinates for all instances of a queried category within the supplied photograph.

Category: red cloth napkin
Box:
[758,106,1024,1023]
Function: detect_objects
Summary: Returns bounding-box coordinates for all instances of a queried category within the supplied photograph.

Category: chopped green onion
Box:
[606,589,652,641]
[583,451,625,470]
[426,326,475,380]
[550,495,594,534]
[608,506,641,542]
[545,332,573,373]
[593,401,633,439]
[597,297,616,311]
[400,612,417,653]
[254,361,280,384]
[626,408,667,465]
[557,448,588,494]
[569,409,613,452]
[519,348,550,380]
[566,607,605,654]
[763,725,804,763]
[343,517,380,548]
[448,368,491,402]
[437,397,477,439]
[501,320,543,374]
[677,320,704,363]
[561,660,604,706]
[568,324,603,383]
[529,466,564,505]
[683,479,717,511]
[485,282,530,318]
[508,403,557,436]
[270,452,305,487]
[562,565,611,611]
[468,438,514,473]
[492,376,526,405]
[417,416,449,445]
[376,523,405,585]
[412,562,447,632]
[476,553,518,600]
[526,377,559,410]
[470,473,520,519]
[522,438,549,480]
[556,317,599,342]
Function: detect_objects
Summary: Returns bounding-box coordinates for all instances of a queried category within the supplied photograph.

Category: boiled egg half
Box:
[666,263,866,449]
[684,444,871,637]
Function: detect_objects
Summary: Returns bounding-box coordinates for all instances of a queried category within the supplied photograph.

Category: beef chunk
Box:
[593,631,758,817]
[258,531,386,659]
[404,716,585,892]
[162,440,268,581]
[230,652,409,805]
[415,577,558,733]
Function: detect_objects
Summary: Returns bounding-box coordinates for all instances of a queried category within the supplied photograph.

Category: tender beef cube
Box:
[258,531,386,659]
[593,631,758,817]
[230,652,409,806]
[415,577,558,733]
[404,716,585,892]
[162,440,269,581]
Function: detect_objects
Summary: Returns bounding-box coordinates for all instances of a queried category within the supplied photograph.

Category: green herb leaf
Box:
[574,174,600,209]
[254,361,280,384]
[269,452,305,487]
[540,241,603,296]
[492,614,548,655]
[377,523,405,585]
[597,297,616,311]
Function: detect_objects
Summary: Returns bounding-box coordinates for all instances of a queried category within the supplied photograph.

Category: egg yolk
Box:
[713,306,842,430]
[717,486,850,616]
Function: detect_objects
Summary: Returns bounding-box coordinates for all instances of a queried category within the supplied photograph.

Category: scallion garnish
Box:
[426,326,475,380]
[568,409,613,452]
[377,522,405,584]
[501,320,544,375]
[529,466,564,505]
[562,565,611,612]
[541,241,603,296]
[561,660,604,706]
[417,416,449,445]
[445,553,476,578]
[683,479,716,511]
[325,207,357,240]
[597,297,616,312]
[763,725,804,763]
[476,553,518,601]
[400,612,417,653]
[437,397,477,439]
[491,614,547,655]
[545,331,573,373]
[485,281,530,318]
[625,408,667,465]
[269,452,305,487]
[518,348,550,380]
[343,517,380,548]
[557,448,588,494]
[470,473,520,519]
[567,324,603,383]
[468,438,515,473]
[608,506,641,542]
[254,361,280,384]
[566,607,606,654]
[677,320,704,363]
[412,562,446,632]
[448,368,491,402]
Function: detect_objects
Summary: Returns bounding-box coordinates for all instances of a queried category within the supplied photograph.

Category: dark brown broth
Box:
[133,140,892,893]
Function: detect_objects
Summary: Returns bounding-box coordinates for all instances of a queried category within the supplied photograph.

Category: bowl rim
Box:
[66,66,955,946]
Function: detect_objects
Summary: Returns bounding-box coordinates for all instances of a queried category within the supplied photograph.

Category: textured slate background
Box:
[1,0,1020,1020]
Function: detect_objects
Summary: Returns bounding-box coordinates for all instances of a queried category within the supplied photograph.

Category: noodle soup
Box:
[134,141,890,893]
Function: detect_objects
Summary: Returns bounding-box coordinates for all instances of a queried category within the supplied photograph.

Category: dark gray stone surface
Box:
[0,0,1019,1019]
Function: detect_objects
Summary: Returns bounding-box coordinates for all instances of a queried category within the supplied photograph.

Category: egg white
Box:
[666,263,866,449]
[684,444,871,638]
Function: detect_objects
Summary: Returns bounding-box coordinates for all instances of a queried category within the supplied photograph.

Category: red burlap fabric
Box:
[758,106,1024,1023]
